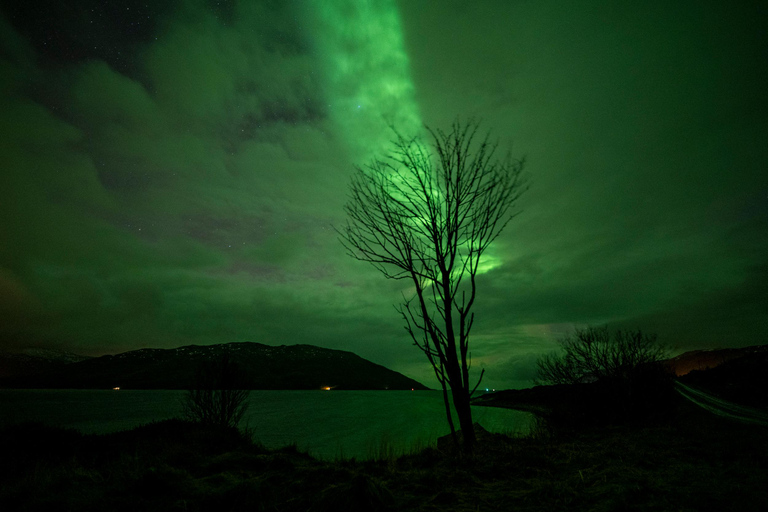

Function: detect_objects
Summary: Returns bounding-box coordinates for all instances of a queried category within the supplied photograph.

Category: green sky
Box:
[1,0,766,389]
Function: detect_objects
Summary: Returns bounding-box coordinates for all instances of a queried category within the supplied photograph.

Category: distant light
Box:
[485,388,489,392]
[411,388,414,391]
[112,387,120,391]
[324,387,331,391]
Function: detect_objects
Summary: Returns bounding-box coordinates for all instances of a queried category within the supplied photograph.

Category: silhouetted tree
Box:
[340,120,526,453]
[536,326,672,422]
[182,355,250,429]
[536,326,666,385]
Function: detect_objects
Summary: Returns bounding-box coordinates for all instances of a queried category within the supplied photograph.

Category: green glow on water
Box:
[0,389,532,460]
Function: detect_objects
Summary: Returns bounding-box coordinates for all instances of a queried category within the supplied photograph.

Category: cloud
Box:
[0,2,372,357]
[609,262,768,351]
[1,0,765,389]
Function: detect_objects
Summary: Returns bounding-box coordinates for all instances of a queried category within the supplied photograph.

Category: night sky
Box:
[1,0,766,389]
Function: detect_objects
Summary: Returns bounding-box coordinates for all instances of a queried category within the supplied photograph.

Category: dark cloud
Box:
[1,0,766,389]
[610,262,768,350]
[0,0,167,74]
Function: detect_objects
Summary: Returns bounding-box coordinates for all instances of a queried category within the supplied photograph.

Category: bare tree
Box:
[536,326,667,385]
[536,326,673,422]
[339,120,526,452]
[182,355,250,429]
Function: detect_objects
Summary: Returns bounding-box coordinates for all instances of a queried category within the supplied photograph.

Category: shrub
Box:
[536,326,674,423]
[182,355,250,429]
[536,326,666,385]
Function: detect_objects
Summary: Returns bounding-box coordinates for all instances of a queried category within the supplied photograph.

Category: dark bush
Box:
[181,355,250,429]
[536,326,675,425]
[536,326,666,385]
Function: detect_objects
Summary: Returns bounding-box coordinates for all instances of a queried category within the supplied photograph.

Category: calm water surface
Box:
[0,389,532,459]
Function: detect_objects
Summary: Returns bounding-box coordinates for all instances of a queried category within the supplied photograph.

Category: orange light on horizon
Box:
[112,387,120,390]
[323,387,331,391]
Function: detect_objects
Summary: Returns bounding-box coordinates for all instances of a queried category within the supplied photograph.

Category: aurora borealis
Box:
[1,0,766,389]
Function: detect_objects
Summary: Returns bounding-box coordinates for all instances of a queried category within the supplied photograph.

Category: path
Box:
[674,381,768,426]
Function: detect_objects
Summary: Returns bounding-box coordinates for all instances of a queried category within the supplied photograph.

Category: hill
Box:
[664,344,768,376]
[473,344,768,421]
[0,342,428,391]
[0,349,92,379]
[677,346,768,408]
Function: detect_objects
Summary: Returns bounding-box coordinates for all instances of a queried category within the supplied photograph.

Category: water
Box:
[0,389,532,459]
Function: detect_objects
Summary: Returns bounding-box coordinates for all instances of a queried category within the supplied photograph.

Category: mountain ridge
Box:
[0,349,92,379]
[0,342,429,391]
[664,344,768,376]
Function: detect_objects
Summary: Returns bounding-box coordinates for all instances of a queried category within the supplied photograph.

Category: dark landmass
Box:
[1,395,766,512]
[664,344,768,376]
[0,342,428,391]
[471,383,591,416]
[0,348,92,379]
[2,345,766,510]
[473,344,768,420]
[678,347,768,408]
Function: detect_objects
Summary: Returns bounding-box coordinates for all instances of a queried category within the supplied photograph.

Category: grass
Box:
[1,397,766,511]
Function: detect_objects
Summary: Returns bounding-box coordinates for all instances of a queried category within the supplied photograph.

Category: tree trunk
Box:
[451,383,476,453]
[440,379,459,447]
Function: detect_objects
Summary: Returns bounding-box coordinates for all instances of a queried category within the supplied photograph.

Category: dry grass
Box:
[1,399,766,511]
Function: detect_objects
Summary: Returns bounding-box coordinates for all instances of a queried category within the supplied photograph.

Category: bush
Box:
[182,355,250,429]
[536,326,666,385]
[536,326,674,423]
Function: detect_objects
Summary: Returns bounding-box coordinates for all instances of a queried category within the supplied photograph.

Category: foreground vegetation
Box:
[2,395,766,512]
